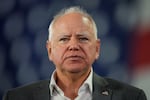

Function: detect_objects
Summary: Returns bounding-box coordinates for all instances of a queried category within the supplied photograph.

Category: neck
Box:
[55,68,91,99]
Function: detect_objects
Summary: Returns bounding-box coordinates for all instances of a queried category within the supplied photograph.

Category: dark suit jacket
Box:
[3,73,147,100]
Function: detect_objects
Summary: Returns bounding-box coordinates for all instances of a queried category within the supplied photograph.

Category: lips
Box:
[65,55,84,60]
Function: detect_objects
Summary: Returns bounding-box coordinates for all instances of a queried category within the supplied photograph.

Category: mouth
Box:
[65,55,84,61]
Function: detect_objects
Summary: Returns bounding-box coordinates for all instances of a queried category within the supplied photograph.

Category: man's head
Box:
[46,6,100,74]
[48,6,98,41]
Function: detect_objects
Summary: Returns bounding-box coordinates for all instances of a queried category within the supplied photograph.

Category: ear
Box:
[46,40,52,61]
[95,39,100,60]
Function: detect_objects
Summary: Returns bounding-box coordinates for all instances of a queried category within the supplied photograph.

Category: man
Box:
[3,6,147,100]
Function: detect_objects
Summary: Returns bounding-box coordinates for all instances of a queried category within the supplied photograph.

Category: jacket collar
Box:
[93,73,112,100]
[33,80,50,100]
[32,73,112,100]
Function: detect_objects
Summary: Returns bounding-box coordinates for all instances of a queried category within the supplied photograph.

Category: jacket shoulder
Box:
[105,78,147,100]
[105,78,140,91]
[3,80,49,100]
[10,80,49,92]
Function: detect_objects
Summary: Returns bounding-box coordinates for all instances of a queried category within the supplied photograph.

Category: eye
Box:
[79,37,89,41]
[59,37,69,42]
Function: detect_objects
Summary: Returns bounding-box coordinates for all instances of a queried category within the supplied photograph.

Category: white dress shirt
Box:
[49,69,93,100]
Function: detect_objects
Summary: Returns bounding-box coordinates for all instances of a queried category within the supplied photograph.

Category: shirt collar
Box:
[49,68,93,96]
[49,70,62,96]
[81,68,93,93]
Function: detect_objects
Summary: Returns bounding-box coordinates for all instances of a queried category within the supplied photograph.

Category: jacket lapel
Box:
[32,73,112,100]
[93,73,112,100]
[33,80,51,100]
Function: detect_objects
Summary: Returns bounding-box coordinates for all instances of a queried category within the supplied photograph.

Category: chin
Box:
[66,66,88,74]
[68,69,82,73]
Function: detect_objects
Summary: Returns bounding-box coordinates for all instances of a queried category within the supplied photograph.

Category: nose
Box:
[68,38,80,51]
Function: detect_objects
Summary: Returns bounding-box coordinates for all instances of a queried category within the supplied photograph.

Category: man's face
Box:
[47,13,100,74]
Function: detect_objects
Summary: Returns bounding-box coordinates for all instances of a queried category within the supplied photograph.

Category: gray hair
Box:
[48,6,98,40]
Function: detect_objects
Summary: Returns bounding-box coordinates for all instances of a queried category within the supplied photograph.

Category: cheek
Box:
[50,46,65,62]
[86,44,98,59]
[51,49,60,59]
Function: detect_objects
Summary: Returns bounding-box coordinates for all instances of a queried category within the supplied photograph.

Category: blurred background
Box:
[0,0,150,99]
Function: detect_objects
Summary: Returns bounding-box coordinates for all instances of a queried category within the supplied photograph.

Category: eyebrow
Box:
[59,34,71,37]
[58,32,91,38]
